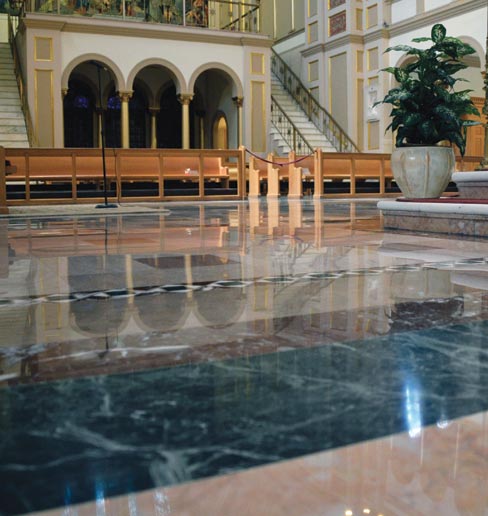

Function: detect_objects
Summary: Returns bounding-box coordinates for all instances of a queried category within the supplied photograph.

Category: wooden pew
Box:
[248,153,271,197]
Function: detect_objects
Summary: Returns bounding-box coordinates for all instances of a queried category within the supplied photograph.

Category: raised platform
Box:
[377,198,488,237]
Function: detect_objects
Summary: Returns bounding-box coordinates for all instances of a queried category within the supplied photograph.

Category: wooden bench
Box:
[314,150,393,197]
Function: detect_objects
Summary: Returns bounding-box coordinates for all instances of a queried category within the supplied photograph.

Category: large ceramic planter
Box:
[391,146,455,199]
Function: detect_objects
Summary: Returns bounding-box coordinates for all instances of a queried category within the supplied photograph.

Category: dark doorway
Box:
[64,80,95,148]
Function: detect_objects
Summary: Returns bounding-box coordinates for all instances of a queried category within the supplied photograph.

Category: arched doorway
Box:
[157,85,182,148]
[63,79,95,148]
[129,88,148,148]
[105,91,122,148]
[212,113,228,149]
[63,60,119,148]
[191,68,239,149]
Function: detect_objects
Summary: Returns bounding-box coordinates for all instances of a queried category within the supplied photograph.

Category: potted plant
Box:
[377,23,480,198]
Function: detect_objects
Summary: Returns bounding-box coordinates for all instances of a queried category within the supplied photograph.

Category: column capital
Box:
[61,88,68,99]
[148,107,160,115]
[232,96,244,108]
[178,93,194,106]
[118,90,133,102]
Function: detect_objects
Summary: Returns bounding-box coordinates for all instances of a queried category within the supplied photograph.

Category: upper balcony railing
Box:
[21,0,261,33]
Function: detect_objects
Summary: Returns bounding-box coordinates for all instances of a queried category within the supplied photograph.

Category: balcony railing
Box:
[23,0,260,33]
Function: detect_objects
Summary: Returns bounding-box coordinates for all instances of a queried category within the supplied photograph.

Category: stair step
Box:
[0,123,27,133]
[0,135,29,142]
[0,117,25,128]
[0,105,24,113]
[0,142,29,148]
[0,92,21,99]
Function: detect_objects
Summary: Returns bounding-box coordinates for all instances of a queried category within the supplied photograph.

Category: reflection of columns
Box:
[178,94,193,149]
[233,96,244,147]
[149,108,159,149]
[288,198,302,236]
[267,198,280,236]
[119,91,133,148]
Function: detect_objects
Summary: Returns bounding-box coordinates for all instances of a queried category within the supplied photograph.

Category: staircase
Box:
[270,74,336,155]
[0,42,29,148]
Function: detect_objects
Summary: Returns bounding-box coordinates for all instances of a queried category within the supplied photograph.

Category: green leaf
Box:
[385,45,415,53]
[411,37,431,43]
[394,68,409,83]
[431,24,446,44]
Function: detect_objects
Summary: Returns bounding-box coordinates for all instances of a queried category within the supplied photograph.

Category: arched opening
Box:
[105,91,122,148]
[192,68,238,149]
[212,113,228,149]
[157,85,182,148]
[63,61,119,148]
[129,88,148,148]
[63,79,96,148]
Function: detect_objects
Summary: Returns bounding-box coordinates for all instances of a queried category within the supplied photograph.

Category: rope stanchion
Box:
[245,147,314,167]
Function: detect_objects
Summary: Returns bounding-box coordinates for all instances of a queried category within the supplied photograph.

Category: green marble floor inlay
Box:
[2,319,488,515]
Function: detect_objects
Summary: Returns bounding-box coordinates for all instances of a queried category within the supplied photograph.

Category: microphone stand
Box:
[92,61,118,209]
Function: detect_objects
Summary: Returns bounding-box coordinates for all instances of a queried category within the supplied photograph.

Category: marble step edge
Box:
[0,134,29,140]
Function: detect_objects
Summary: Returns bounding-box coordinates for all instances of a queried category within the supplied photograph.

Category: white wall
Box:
[60,31,246,92]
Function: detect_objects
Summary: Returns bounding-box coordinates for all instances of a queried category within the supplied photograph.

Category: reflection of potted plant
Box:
[377,23,480,198]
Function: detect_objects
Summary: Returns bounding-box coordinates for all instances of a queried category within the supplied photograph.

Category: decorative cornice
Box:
[23,13,273,48]
[302,33,364,55]
[389,0,487,38]
[363,28,390,45]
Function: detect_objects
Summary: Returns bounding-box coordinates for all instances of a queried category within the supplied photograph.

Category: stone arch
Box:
[126,58,186,94]
[133,77,154,108]
[188,62,243,97]
[61,54,125,92]
[456,35,484,66]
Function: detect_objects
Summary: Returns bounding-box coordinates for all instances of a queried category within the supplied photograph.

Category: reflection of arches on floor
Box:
[64,79,96,148]
[193,287,245,328]
[70,297,129,337]
[68,255,129,336]
[134,293,190,332]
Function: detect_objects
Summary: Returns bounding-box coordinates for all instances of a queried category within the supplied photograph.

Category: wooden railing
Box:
[3,147,246,204]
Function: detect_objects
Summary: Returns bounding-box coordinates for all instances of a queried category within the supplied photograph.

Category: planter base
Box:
[378,199,488,238]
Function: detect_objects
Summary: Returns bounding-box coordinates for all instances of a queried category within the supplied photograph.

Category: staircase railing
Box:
[271,96,313,155]
[271,49,359,153]
[8,14,36,147]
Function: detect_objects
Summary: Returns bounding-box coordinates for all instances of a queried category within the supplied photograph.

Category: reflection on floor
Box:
[2,199,488,515]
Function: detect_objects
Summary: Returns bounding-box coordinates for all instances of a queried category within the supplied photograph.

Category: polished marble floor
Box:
[2,198,488,515]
